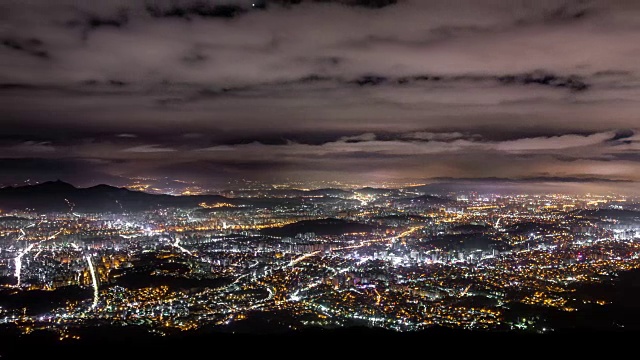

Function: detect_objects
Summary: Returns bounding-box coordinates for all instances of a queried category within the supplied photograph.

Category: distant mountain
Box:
[428,234,497,251]
[261,218,380,237]
[354,187,399,196]
[389,194,454,207]
[579,209,640,222]
[0,180,233,213]
[504,221,566,235]
[0,181,367,213]
[450,224,490,234]
[307,188,353,197]
[224,188,352,198]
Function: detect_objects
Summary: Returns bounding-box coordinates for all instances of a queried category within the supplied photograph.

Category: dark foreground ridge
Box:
[0,325,636,358]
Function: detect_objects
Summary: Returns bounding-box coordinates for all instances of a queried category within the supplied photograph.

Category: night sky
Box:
[1,0,639,192]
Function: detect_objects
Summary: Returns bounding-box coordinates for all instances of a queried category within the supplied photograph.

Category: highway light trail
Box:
[331,226,422,252]
[172,236,192,255]
[289,279,324,302]
[69,243,99,309]
[162,233,194,256]
[232,273,248,285]
[85,254,99,309]
[265,286,275,301]
[14,229,61,287]
[13,225,27,286]
[247,285,276,310]
[288,251,321,267]
[390,226,422,243]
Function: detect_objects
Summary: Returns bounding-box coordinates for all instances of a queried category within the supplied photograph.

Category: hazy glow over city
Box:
[1,0,640,354]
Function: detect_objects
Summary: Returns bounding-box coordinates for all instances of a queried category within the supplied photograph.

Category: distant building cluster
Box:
[1,190,640,335]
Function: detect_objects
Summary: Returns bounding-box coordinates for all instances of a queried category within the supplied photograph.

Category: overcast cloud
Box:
[1,0,639,191]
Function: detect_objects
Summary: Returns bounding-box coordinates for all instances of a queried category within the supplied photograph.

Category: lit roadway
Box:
[208,225,425,313]
[14,227,61,287]
[331,226,422,251]
[14,224,425,330]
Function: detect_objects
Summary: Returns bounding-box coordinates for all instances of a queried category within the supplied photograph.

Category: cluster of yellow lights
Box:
[125,184,150,191]
[198,202,237,208]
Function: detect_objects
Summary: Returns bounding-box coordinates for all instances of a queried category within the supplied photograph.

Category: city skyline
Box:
[3,1,640,351]
[1,0,639,193]
[2,181,640,340]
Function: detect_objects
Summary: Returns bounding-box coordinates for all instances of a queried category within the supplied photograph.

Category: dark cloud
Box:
[1,37,49,59]
[540,2,591,22]
[266,0,398,10]
[350,75,388,86]
[108,80,129,87]
[349,72,590,91]
[0,0,638,191]
[496,72,588,92]
[0,83,39,90]
[142,70,595,108]
[609,129,636,141]
[71,10,129,29]
[146,3,247,20]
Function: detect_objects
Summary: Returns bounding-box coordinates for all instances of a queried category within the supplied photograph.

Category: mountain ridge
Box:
[0,181,231,212]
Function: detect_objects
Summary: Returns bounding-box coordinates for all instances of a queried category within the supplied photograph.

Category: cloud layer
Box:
[0,0,639,191]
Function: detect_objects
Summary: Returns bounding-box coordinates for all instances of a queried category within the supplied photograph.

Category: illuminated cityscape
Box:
[1,181,639,342]
[2,0,640,355]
